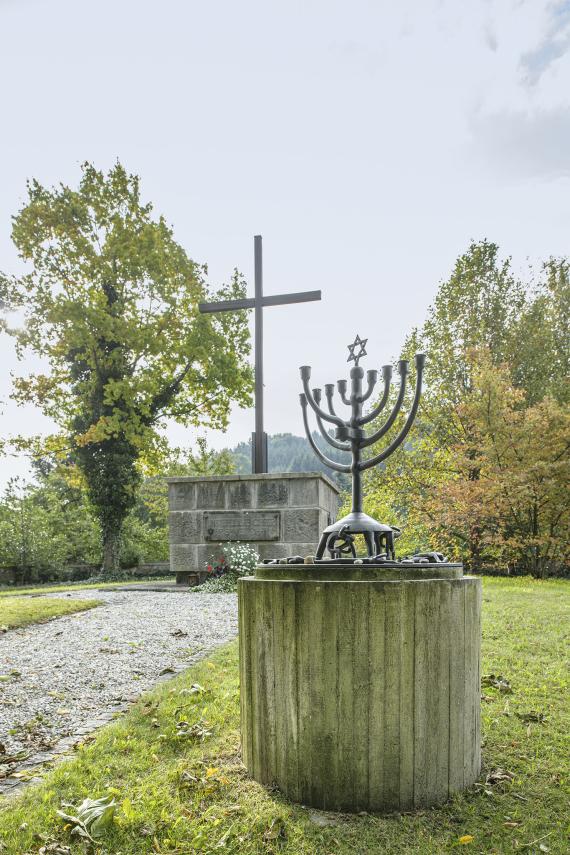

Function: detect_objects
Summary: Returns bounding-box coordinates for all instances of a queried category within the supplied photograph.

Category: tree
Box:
[363,241,569,573]
[510,258,570,406]
[425,353,569,576]
[0,162,253,576]
[0,472,100,584]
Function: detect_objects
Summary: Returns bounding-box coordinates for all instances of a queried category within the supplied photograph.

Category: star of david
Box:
[347,334,368,366]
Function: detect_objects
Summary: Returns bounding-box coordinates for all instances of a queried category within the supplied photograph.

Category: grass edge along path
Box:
[0,596,101,631]
[0,578,568,854]
[0,579,171,599]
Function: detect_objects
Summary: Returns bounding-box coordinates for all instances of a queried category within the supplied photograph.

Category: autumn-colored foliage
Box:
[364,242,569,576]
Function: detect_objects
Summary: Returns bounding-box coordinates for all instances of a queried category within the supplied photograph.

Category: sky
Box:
[0,0,569,486]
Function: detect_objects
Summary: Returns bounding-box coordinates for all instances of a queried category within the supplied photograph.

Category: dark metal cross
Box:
[199,235,321,473]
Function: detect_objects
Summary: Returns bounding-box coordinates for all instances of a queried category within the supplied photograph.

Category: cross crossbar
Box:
[199,289,321,314]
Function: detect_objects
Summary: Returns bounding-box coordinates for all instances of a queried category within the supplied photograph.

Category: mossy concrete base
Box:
[238,564,481,813]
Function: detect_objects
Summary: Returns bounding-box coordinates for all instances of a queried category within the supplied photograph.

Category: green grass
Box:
[0,578,170,599]
[0,578,568,854]
[0,596,101,631]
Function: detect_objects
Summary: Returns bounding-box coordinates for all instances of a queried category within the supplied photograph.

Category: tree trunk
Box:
[101,526,121,577]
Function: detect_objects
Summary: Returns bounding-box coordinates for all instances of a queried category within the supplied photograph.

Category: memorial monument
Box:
[239,336,482,812]
[167,236,338,583]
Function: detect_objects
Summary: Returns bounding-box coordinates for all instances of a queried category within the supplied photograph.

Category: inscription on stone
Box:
[228,481,253,509]
[204,511,280,542]
[258,481,289,507]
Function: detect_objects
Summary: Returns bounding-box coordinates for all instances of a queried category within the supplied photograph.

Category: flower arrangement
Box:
[200,542,259,592]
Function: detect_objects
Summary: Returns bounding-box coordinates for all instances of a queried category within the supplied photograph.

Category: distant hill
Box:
[229,432,351,489]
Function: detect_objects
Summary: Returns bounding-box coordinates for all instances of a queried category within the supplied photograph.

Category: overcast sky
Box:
[1,0,569,486]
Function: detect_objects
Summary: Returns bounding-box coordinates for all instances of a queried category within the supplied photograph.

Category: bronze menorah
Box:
[299,335,425,561]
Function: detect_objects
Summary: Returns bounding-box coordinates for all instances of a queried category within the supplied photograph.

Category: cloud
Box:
[520,0,570,85]
[484,24,498,53]
[469,106,570,180]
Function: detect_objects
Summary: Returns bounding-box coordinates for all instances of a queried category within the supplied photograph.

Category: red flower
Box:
[207,564,213,573]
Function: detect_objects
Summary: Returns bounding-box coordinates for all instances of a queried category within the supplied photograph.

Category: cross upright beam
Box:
[199,235,321,474]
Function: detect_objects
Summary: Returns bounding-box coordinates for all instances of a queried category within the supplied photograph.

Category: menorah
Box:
[299,335,425,561]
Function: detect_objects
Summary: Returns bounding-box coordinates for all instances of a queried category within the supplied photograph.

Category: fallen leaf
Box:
[486,768,514,788]
[515,711,548,724]
[482,674,512,693]
[57,795,117,841]
[458,834,474,844]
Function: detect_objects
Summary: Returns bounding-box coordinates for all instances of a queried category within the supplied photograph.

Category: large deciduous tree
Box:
[0,162,253,576]
[363,241,570,574]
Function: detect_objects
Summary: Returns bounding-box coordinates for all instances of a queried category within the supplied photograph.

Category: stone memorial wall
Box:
[167,472,340,583]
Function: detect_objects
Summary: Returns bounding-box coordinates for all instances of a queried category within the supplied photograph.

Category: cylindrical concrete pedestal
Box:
[238,564,481,812]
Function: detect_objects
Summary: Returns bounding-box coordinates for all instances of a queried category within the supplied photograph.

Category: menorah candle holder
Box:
[299,334,425,562]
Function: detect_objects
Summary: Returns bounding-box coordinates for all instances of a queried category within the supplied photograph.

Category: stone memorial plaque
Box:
[204,511,280,542]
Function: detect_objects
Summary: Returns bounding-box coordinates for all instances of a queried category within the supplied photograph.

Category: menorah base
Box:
[316,511,400,560]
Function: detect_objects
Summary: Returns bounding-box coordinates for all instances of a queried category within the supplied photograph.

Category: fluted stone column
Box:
[239,563,481,812]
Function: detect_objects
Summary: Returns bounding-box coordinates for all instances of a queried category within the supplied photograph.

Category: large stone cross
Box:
[199,235,321,473]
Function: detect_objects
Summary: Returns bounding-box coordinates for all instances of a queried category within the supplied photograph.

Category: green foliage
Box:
[0,579,567,854]
[0,474,100,584]
[423,352,569,575]
[0,162,253,575]
[364,242,569,574]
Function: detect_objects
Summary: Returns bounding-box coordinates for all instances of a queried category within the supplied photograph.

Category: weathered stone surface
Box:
[239,567,481,813]
[257,479,289,507]
[169,511,202,543]
[170,544,198,571]
[169,482,196,511]
[290,477,319,507]
[319,479,340,521]
[196,481,226,509]
[204,511,281,542]
[283,508,328,543]
[256,543,292,561]
[227,481,253,509]
[167,474,341,575]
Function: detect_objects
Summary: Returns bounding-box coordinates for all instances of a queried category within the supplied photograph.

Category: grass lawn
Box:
[0,577,568,854]
[0,579,170,599]
[0,596,101,631]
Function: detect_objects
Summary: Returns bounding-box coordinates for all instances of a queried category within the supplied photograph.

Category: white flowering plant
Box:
[199,541,259,592]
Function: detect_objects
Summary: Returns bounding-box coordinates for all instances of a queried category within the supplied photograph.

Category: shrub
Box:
[198,542,259,592]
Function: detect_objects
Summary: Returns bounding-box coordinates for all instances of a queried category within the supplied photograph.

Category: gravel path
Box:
[0,589,237,793]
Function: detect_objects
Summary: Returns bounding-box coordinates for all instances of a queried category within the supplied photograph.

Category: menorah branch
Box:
[358,369,379,404]
[313,388,351,451]
[299,394,352,473]
[300,368,345,428]
[361,360,409,448]
[360,356,425,470]
[357,364,393,426]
